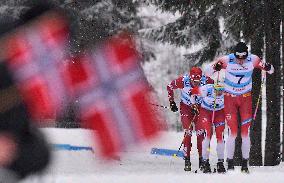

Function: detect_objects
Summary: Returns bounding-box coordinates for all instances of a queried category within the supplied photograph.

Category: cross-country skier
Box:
[205,42,274,173]
[191,83,226,173]
[167,67,213,171]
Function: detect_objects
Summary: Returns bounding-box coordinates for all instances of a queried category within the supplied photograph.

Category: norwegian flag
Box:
[64,33,165,159]
[3,11,70,121]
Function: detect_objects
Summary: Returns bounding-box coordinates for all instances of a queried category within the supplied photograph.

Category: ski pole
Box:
[173,113,198,157]
[253,71,266,120]
[211,71,220,123]
[211,94,217,123]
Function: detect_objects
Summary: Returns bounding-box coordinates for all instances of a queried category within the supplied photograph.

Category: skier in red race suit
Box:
[167,67,213,171]
[191,83,226,174]
[206,42,274,173]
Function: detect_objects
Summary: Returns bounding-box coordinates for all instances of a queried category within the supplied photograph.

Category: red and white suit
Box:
[167,72,213,159]
[195,84,225,161]
[206,53,274,160]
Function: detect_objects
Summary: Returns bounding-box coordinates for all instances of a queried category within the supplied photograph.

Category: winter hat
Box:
[234,42,248,59]
[190,67,202,80]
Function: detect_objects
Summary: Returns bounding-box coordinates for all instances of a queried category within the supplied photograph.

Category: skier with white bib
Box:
[167,67,213,171]
[191,82,226,173]
[205,42,274,173]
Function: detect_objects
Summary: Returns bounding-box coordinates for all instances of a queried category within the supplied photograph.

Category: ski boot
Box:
[227,159,234,171]
[216,159,226,173]
[184,157,191,171]
[199,157,203,170]
[241,159,249,173]
[202,159,211,173]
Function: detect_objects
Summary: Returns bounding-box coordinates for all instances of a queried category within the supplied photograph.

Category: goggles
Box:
[191,74,201,81]
[235,51,247,59]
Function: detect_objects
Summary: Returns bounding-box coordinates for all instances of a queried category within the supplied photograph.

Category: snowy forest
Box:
[0,0,283,170]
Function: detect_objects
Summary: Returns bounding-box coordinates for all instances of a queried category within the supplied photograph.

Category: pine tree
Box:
[56,0,143,126]
[0,0,28,22]
[143,0,223,66]
[60,0,142,54]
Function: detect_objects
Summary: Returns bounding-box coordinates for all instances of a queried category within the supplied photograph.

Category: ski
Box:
[150,148,184,158]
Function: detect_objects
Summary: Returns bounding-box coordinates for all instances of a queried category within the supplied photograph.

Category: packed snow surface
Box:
[20,128,284,183]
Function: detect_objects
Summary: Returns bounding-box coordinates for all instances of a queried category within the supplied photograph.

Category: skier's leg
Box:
[239,94,252,160]
[196,130,204,159]
[180,102,193,171]
[214,109,225,160]
[215,128,225,160]
[194,106,205,168]
[199,108,212,173]
[224,95,238,170]
[199,108,211,161]
[224,95,238,160]
[214,109,226,173]
[180,102,193,159]
[239,94,252,173]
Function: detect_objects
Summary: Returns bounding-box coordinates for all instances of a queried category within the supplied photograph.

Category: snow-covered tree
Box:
[56,0,142,54]
[142,0,223,66]
[0,0,28,22]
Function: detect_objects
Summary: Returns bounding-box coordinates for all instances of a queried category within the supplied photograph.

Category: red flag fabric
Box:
[64,34,165,159]
[1,8,165,159]
[3,11,70,122]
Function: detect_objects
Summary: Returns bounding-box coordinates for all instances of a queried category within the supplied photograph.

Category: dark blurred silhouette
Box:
[0,2,69,181]
[0,62,50,181]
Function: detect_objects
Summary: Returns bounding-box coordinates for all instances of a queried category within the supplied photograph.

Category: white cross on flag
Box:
[3,11,69,122]
[64,33,165,159]
[1,8,165,159]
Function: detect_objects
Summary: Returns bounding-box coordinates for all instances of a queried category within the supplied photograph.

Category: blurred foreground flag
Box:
[64,33,166,159]
[3,11,70,121]
[0,4,165,159]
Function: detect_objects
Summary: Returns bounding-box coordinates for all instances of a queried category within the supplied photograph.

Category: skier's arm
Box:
[204,56,228,77]
[167,76,184,102]
[206,76,214,84]
[252,55,274,74]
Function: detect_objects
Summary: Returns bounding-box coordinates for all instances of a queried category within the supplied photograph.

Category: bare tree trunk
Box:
[250,31,264,166]
[264,0,281,166]
[240,0,265,166]
[281,0,284,162]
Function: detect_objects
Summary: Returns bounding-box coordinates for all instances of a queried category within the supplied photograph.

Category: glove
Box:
[264,62,272,71]
[170,101,178,112]
[213,61,223,71]
[191,104,199,115]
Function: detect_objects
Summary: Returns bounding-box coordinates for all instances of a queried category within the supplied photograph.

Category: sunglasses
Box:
[235,51,247,59]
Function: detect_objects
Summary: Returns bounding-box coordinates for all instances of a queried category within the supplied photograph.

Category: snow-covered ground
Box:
[20,128,284,183]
